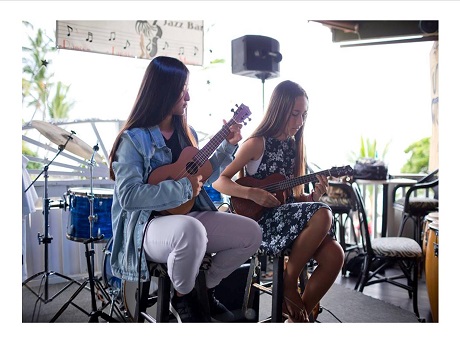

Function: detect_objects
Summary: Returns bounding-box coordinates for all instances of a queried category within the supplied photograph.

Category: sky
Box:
[4,1,460,342]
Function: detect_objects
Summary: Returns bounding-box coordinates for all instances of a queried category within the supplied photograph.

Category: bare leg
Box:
[283,208,333,322]
[302,237,344,315]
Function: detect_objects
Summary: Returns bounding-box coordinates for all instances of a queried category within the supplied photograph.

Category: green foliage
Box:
[22,21,74,121]
[347,136,391,218]
[22,21,75,158]
[22,23,56,118]
[22,141,42,170]
[49,81,75,119]
[401,137,430,173]
[210,58,225,65]
[348,136,391,163]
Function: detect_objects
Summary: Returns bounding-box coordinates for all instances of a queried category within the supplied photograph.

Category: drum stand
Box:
[22,133,80,307]
[50,235,124,322]
[50,144,124,322]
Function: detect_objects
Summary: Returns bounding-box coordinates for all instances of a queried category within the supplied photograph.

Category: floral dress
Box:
[246,137,335,255]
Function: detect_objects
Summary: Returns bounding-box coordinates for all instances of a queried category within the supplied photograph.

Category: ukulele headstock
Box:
[231,103,252,125]
[330,165,354,178]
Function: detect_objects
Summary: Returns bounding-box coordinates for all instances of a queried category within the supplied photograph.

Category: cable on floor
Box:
[315,305,342,323]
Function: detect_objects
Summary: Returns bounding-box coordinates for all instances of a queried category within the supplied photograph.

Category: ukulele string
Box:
[172,119,235,179]
[263,168,345,193]
[194,121,232,166]
[194,104,249,166]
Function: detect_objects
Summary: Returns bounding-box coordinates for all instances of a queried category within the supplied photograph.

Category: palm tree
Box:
[22,21,75,169]
[22,21,55,120]
[48,81,74,119]
[22,20,74,121]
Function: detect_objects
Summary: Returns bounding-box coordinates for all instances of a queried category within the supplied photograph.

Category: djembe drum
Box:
[425,220,439,322]
[422,212,438,257]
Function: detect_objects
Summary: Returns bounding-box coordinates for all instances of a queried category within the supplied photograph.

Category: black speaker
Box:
[231,35,282,80]
[419,20,438,34]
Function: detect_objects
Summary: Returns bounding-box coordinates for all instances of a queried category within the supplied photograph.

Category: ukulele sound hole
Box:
[185,161,199,175]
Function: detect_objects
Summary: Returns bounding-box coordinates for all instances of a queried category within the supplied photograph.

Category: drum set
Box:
[58,177,146,321]
[23,120,138,322]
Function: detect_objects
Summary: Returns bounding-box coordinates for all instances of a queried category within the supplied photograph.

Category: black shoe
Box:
[207,288,235,322]
[171,290,206,323]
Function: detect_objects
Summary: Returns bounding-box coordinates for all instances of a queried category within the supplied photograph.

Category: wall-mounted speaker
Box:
[231,35,282,80]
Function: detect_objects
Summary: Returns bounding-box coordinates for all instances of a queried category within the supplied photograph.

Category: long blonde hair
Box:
[243,80,308,197]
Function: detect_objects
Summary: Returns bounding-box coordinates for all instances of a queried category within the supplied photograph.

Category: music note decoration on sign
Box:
[56,20,204,65]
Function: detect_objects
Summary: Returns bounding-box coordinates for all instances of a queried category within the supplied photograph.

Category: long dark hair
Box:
[247,80,308,197]
[109,56,195,180]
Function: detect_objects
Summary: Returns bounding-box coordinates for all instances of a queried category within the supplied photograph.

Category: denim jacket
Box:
[110,125,237,282]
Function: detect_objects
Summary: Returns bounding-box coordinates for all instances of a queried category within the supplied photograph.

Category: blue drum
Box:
[204,184,230,212]
[66,187,113,242]
[204,184,223,204]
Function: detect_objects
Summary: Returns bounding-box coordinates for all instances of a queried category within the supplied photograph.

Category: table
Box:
[355,178,417,238]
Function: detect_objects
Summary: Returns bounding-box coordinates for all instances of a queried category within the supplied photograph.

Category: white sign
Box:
[56,20,204,65]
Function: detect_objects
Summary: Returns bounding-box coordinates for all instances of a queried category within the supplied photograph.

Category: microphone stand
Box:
[23,131,81,309]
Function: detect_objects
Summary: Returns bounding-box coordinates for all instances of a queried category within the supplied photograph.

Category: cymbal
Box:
[30,120,104,163]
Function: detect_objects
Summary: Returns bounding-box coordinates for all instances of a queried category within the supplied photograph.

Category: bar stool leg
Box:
[271,255,284,322]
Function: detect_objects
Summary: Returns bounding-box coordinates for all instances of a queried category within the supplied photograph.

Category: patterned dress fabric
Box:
[246,137,335,255]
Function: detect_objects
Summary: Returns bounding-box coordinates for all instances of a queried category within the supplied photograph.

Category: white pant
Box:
[143,211,262,295]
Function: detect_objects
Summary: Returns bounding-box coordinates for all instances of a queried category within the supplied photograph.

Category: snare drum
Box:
[66,187,113,242]
[425,220,438,322]
[422,212,439,257]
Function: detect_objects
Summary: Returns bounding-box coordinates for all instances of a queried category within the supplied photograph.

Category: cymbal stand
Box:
[88,144,98,276]
[88,144,123,316]
[23,131,80,307]
[50,144,124,322]
[50,235,124,322]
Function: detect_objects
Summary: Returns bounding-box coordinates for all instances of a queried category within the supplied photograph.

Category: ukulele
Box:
[230,165,354,221]
[148,103,252,215]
